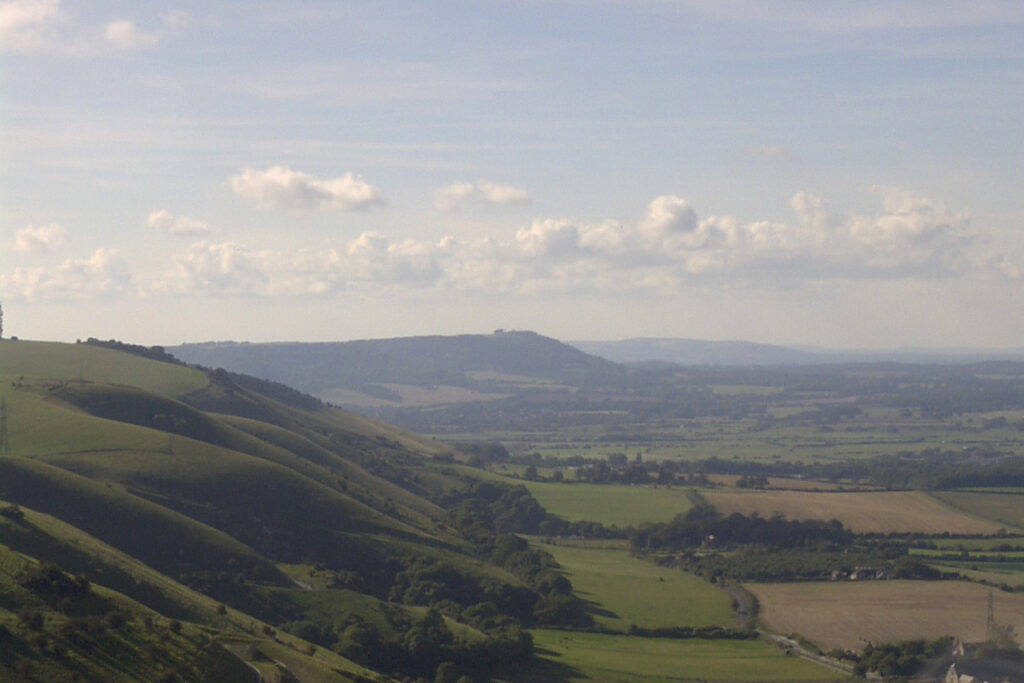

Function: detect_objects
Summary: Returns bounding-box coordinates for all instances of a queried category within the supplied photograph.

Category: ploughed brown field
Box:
[703,490,1010,534]
[746,581,1024,651]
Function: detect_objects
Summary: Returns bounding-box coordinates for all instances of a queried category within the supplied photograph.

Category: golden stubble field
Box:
[703,490,1011,534]
[747,580,1024,652]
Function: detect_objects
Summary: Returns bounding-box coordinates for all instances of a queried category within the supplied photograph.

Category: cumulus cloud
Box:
[160,241,272,295]
[515,219,580,258]
[0,0,59,51]
[12,223,67,254]
[147,210,210,236]
[434,180,529,210]
[0,248,133,300]
[147,187,999,299]
[156,233,444,297]
[231,166,384,212]
[843,187,973,276]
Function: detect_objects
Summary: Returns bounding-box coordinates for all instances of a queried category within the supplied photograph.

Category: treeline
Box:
[444,482,595,628]
[630,506,854,553]
[626,624,756,640]
[671,451,1024,490]
[455,438,1024,490]
[81,338,184,365]
[285,605,533,681]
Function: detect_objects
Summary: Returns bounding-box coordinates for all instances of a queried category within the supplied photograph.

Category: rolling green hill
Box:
[0,339,585,681]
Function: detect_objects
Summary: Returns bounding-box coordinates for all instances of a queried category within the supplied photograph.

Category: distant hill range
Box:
[570,338,1024,366]
[170,330,620,407]
[169,331,1024,411]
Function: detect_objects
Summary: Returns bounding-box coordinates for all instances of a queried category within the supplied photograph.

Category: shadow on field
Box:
[581,597,618,620]
[499,646,585,682]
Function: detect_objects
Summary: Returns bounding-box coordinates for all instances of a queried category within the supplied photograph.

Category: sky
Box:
[2,1,1023,348]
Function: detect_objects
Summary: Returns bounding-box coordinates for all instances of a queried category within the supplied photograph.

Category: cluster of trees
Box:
[625,624,756,640]
[444,483,594,628]
[630,506,854,554]
[81,338,184,365]
[288,608,532,682]
[18,563,93,602]
[853,636,954,678]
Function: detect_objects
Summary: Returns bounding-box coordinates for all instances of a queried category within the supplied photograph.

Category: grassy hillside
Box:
[0,339,207,397]
[0,340,605,681]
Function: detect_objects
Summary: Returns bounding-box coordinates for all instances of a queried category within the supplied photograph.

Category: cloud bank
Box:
[0,248,133,300]
[1,188,1011,302]
[11,223,67,254]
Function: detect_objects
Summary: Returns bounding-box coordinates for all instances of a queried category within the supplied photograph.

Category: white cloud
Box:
[843,187,974,276]
[477,181,530,205]
[0,248,133,300]
[230,166,384,212]
[434,180,529,210]
[12,222,67,254]
[157,234,443,297]
[147,210,210,236]
[103,19,156,50]
[434,182,477,211]
[515,219,580,258]
[161,241,271,295]
[0,0,59,51]
[790,191,833,232]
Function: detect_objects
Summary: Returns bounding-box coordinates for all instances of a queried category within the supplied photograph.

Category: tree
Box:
[0,301,4,338]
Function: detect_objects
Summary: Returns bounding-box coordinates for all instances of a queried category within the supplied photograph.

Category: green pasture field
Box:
[926,537,1024,551]
[0,385,169,456]
[953,567,1024,587]
[931,491,1024,530]
[507,630,841,682]
[0,339,208,397]
[534,540,735,630]
[452,408,1024,467]
[519,481,694,526]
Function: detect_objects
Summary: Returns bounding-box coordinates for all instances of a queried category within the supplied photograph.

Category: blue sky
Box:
[2,1,1023,348]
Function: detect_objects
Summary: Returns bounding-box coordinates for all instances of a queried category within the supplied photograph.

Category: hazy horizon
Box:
[3,2,1024,349]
